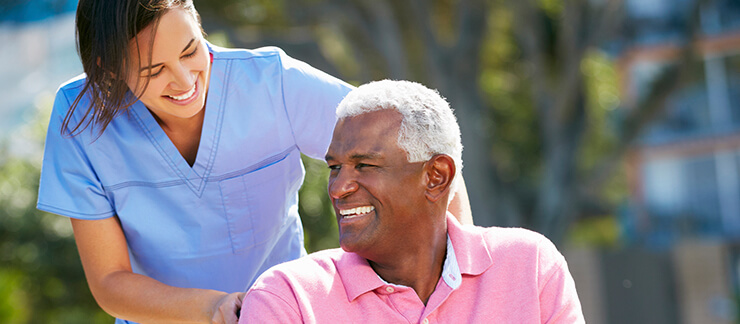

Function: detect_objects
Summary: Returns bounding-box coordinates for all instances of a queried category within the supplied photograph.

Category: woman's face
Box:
[126,7,210,124]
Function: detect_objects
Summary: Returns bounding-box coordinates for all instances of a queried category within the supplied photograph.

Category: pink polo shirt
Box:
[240,215,584,323]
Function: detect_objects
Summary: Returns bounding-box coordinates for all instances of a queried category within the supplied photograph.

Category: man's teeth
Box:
[340,206,374,217]
[169,85,195,100]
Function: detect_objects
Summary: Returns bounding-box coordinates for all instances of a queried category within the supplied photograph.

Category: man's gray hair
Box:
[336,79,463,195]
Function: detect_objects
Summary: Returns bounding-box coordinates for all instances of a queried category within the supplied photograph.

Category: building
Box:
[614,0,740,323]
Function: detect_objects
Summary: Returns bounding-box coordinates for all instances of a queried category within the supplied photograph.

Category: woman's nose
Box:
[170,63,195,90]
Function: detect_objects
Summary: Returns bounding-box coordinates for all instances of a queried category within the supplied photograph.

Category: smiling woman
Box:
[124,7,212,165]
[36,0,354,323]
[125,9,210,124]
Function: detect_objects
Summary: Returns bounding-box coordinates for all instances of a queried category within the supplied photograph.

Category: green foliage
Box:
[580,50,629,207]
[298,155,339,253]
[198,0,289,28]
[206,31,234,48]
[480,4,542,210]
[567,215,621,248]
[0,104,112,323]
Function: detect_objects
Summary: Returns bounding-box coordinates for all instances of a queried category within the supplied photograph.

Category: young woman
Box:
[37,1,472,323]
[37,0,352,323]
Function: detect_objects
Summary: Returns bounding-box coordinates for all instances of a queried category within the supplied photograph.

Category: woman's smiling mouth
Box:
[166,81,198,102]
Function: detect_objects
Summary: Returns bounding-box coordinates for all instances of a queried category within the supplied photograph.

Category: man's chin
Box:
[338,237,362,253]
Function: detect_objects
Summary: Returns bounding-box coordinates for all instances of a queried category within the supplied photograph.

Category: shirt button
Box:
[385,286,394,293]
[422,318,429,324]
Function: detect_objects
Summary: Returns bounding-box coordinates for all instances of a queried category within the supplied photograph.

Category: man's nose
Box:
[328,169,359,199]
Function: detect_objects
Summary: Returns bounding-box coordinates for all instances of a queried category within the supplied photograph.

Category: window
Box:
[624,0,692,44]
[643,154,723,236]
[723,54,740,127]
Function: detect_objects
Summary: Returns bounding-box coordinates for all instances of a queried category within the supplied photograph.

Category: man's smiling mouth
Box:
[339,206,375,219]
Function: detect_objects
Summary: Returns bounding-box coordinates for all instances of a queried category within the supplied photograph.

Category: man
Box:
[239,80,584,323]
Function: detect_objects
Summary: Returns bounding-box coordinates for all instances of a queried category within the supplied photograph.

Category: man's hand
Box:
[210,292,246,324]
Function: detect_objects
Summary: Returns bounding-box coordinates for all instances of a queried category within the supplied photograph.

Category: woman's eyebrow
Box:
[139,38,196,72]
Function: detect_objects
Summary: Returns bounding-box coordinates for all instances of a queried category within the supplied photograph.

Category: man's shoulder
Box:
[251,248,346,288]
[467,224,554,255]
[297,247,347,271]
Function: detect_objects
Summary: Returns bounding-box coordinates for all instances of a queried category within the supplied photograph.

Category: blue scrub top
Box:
[37,44,352,322]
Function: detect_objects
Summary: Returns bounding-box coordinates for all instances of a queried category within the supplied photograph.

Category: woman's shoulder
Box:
[50,74,100,134]
[209,42,289,62]
[52,73,89,105]
[59,73,87,90]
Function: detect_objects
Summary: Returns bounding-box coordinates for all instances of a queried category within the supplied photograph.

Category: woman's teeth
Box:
[168,85,196,100]
[340,206,374,218]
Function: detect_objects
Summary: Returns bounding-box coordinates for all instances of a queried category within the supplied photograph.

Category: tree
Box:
[197,0,704,245]
[0,99,113,324]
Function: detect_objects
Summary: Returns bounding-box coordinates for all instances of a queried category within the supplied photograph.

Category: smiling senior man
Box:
[239,80,584,323]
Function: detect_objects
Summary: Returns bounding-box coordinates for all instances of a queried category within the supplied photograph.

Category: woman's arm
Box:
[71,217,244,324]
[447,175,474,225]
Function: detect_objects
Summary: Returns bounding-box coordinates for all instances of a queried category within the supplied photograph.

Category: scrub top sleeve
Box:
[278,50,354,160]
[36,87,115,220]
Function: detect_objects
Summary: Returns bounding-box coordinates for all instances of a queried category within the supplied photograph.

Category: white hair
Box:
[336,79,463,196]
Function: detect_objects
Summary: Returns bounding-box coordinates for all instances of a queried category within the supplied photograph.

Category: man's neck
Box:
[368,226,448,305]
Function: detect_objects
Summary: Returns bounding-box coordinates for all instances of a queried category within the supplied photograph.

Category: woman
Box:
[37,0,472,323]
[37,0,352,322]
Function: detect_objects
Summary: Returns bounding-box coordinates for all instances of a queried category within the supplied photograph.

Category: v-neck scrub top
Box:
[37,44,353,298]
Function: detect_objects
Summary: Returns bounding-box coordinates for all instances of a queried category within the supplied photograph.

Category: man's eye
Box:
[357,163,373,169]
[328,164,341,171]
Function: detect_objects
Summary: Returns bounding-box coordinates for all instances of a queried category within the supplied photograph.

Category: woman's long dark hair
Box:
[64,0,200,136]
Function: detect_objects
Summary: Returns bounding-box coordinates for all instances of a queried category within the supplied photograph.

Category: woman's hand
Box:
[210,292,246,324]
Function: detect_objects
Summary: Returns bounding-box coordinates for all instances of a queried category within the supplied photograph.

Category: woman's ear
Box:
[424,154,456,203]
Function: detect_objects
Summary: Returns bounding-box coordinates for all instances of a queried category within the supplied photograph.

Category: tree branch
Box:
[581,0,707,196]
[554,0,624,125]
[510,0,555,136]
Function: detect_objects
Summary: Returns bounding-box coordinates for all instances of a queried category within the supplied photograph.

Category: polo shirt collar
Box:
[336,212,494,302]
[376,233,462,290]
[337,252,386,302]
[446,212,494,276]
[441,233,462,289]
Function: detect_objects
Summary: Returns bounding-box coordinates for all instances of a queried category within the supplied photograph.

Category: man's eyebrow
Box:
[350,153,382,160]
[139,38,196,73]
[324,152,382,162]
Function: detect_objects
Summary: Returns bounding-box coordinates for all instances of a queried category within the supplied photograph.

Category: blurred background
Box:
[1,0,739,323]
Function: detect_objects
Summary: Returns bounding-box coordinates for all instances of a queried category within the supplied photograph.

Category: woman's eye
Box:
[142,67,163,79]
[182,45,199,59]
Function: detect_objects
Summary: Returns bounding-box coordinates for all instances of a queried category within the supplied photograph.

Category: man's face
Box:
[325,109,428,257]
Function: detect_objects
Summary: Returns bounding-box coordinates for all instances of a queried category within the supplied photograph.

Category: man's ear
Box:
[424,154,456,203]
